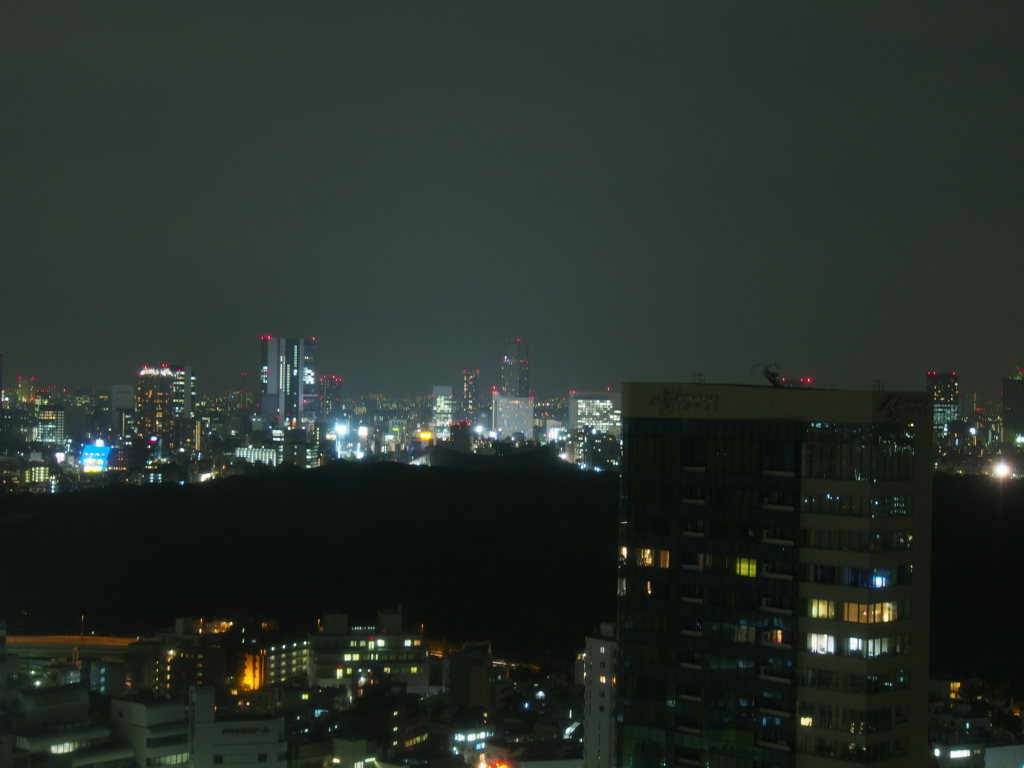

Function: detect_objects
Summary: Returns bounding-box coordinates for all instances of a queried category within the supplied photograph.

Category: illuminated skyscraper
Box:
[461,369,480,422]
[432,385,455,439]
[172,365,196,421]
[134,364,195,452]
[617,382,931,768]
[925,372,960,439]
[35,405,66,445]
[136,366,176,448]
[500,338,530,397]
[491,394,534,439]
[320,374,344,418]
[570,392,622,436]
[259,336,317,427]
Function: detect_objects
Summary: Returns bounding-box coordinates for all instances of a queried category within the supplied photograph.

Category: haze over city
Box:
[4,4,1022,399]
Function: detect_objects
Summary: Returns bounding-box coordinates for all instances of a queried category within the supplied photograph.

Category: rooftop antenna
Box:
[761,363,782,388]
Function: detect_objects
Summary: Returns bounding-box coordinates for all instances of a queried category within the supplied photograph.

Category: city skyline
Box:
[3,4,1022,399]
[0,335,1020,405]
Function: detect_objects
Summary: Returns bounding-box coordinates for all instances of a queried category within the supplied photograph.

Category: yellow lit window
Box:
[734,558,756,577]
[637,548,670,568]
[807,599,834,619]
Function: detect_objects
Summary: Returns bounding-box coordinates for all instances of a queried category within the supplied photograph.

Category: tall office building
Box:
[500,338,530,397]
[1002,372,1024,445]
[432,385,455,439]
[491,394,534,439]
[259,336,317,427]
[461,369,480,422]
[925,372,960,439]
[320,374,344,418]
[35,405,66,445]
[570,392,623,436]
[171,365,196,421]
[616,382,931,768]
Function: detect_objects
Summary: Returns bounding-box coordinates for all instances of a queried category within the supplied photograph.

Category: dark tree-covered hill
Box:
[2,468,1022,686]
[0,462,619,662]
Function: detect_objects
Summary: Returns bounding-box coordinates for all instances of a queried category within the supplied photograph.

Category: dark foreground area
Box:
[0,462,619,662]
[1,467,1021,685]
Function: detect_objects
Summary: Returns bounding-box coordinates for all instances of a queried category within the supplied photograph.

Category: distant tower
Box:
[432,386,455,439]
[171,365,197,421]
[136,366,176,450]
[259,336,318,427]
[461,369,480,421]
[319,374,344,418]
[926,371,960,440]
[1002,371,1024,444]
[35,404,66,445]
[500,338,530,397]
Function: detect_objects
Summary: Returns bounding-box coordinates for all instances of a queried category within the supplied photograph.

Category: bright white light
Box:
[995,463,1011,478]
[969,427,977,436]
[358,426,369,438]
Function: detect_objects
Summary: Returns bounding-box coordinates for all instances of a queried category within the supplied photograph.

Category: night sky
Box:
[3,3,1022,401]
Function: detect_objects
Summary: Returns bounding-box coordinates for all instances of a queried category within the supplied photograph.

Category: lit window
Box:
[807,633,835,654]
[807,599,834,619]
[637,548,670,568]
[734,558,756,578]
[843,602,897,623]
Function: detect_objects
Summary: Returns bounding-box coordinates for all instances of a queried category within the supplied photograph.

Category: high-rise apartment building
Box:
[135,365,195,452]
[500,338,530,397]
[136,367,176,448]
[259,336,317,427]
[616,382,931,768]
[583,624,617,768]
[925,372,960,440]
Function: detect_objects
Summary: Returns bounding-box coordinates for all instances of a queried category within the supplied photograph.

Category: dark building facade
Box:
[616,383,931,768]
[1001,374,1024,444]
[500,338,530,397]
